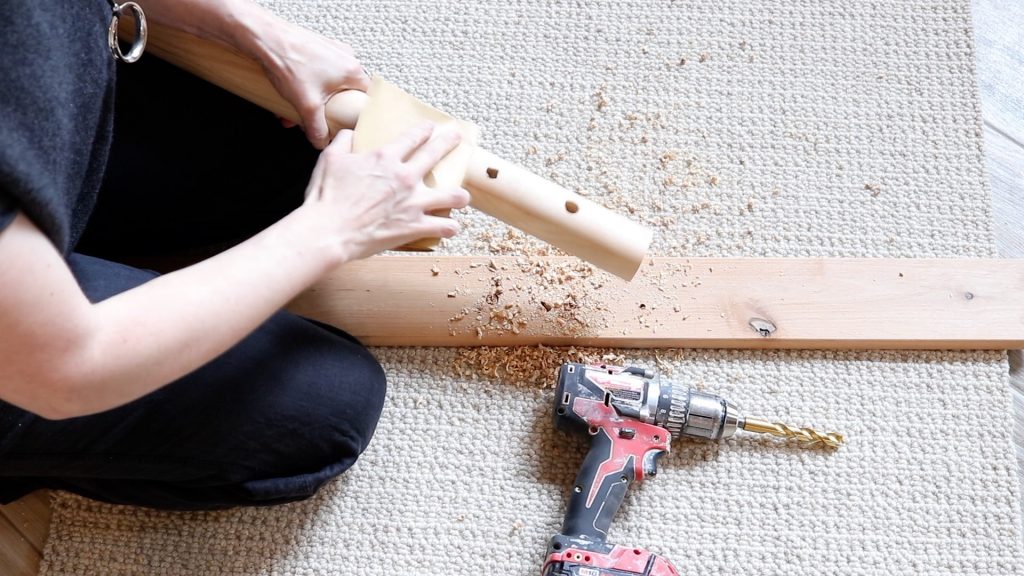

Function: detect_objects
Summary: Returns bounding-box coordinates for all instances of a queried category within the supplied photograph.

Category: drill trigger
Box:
[642,449,667,477]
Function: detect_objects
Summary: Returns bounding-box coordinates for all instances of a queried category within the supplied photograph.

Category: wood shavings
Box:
[544,151,567,167]
[445,258,610,340]
[511,519,525,535]
[479,228,552,257]
[455,345,627,388]
[593,87,610,112]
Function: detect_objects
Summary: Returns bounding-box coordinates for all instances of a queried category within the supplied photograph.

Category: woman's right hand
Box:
[301,123,471,264]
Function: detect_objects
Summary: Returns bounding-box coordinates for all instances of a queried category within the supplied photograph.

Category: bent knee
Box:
[324,338,387,452]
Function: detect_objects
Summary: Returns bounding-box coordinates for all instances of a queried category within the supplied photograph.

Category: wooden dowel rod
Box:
[464,150,651,281]
[287,256,1024,350]
[125,22,651,280]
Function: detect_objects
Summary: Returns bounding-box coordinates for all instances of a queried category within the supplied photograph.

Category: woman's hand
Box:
[133,1,371,149]
[252,19,371,149]
[302,123,472,262]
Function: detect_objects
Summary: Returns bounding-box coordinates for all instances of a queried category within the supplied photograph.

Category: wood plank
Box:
[984,126,1024,259]
[0,492,51,553]
[973,0,1024,146]
[288,256,1024,349]
[0,513,41,576]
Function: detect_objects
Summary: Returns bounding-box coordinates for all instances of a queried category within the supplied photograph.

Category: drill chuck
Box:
[665,386,742,441]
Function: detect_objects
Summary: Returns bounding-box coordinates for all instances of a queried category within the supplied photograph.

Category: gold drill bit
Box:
[741,416,845,448]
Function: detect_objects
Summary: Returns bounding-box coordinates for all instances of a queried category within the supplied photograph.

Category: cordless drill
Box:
[543,362,843,576]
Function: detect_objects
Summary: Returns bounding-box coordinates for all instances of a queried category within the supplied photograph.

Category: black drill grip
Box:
[553,364,671,544]
[562,428,636,541]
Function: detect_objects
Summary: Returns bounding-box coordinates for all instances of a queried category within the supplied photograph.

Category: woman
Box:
[0,0,469,509]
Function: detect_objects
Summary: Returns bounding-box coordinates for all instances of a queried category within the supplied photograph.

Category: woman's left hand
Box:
[136,1,372,149]
[250,19,371,149]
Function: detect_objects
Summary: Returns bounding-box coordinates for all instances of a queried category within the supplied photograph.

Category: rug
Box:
[41,0,1024,574]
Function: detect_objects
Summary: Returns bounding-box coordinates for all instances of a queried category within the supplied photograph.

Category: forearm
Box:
[0,125,463,419]
[56,205,343,418]
[131,0,280,60]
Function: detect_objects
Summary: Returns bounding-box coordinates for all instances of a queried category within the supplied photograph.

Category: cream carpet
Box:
[41,0,1024,574]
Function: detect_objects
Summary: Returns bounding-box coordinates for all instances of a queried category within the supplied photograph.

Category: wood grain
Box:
[974,0,1024,146]
[985,127,1024,258]
[288,256,1024,349]
[0,514,41,576]
[0,492,52,554]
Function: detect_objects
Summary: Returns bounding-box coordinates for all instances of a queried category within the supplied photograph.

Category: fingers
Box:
[384,123,436,161]
[332,40,372,91]
[383,215,462,255]
[347,68,372,92]
[417,214,462,240]
[303,106,331,150]
[405,128,462,176]
[305,130,353,200]
[328,128,355,153]
[385,187,470,247]
[421,186,472,213]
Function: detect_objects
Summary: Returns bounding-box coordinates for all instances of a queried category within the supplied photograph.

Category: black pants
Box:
[0,57,387,510]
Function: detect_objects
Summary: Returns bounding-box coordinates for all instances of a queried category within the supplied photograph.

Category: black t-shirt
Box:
[0,1,116,254]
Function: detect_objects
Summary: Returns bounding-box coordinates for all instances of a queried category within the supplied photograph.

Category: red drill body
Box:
[542,362,742,576]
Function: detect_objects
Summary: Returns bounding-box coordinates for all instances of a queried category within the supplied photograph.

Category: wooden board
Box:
[287,256,1024,349]
[985,127,1024,259]
[0,491,51,575]
[0,492,49,576]
[0,492,51,554]
[0,516,39,576]
[974,0,1024,146]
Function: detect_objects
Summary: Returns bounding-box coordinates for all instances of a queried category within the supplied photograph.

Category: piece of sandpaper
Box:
[353,77,480,250]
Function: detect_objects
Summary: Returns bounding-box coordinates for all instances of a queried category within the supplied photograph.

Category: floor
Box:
[2,2,1022,574]
[0,494,50,575]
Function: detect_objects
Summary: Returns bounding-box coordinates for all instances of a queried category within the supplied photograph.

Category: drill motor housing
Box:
[544,363,741,576]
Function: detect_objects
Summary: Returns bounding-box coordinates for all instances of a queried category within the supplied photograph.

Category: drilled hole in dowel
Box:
[565,200,579,213]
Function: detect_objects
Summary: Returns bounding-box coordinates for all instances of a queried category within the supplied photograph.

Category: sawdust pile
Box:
[455,345,626,388]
